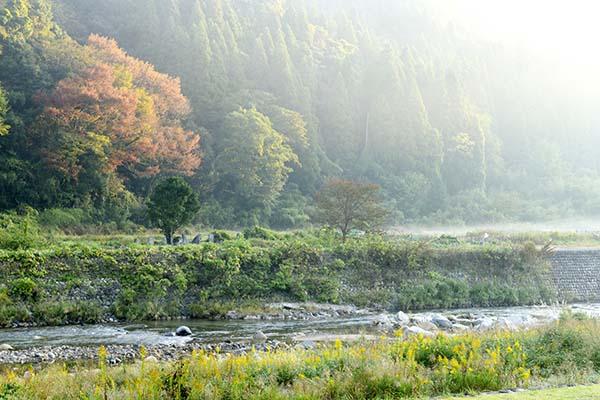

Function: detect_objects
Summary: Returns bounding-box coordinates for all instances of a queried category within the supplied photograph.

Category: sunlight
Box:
[453,0,600,66]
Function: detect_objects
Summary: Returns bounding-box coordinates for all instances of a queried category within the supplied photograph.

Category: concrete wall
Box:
[549,250,600,302]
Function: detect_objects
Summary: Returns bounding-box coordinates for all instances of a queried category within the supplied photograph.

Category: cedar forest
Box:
[1,0,599,230]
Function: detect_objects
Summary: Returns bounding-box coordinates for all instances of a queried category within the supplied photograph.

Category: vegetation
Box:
[147,177,201,244]
[0,227,554,326]
[315,178,388,242]
[2,317,600,398]
[445,385,600,400]
[0,0,599,229]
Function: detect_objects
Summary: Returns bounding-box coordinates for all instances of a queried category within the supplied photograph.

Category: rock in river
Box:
[175,326,193,337]
[395,311,410,325]
[431,314,453,330]
[405,326,435,338]
[253,331,268,343]
[0,344,13,351]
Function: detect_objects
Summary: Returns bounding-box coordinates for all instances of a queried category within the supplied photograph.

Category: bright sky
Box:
[449,0,600,67]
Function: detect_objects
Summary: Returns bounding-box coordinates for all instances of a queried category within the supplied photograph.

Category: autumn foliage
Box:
[33,35,201,183]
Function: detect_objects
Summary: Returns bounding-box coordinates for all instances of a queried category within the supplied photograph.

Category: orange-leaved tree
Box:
[33,35,201,194]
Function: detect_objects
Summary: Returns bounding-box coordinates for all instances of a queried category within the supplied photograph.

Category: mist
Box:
[2,0,600,228]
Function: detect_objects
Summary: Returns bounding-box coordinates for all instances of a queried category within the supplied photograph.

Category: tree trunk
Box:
[165,229,174,245]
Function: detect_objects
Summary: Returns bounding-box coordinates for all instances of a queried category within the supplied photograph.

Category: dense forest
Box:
[1,0,599,230]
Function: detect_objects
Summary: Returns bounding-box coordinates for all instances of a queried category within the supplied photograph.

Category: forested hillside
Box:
[1,0,599,229]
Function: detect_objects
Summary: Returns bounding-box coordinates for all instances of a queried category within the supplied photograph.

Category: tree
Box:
[32,35,201,203]
[213,107,298,217]
[0,85,9,137]
[315,178,388,242]
[147,177,200,244]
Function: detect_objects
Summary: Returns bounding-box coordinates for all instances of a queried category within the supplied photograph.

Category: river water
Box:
[1,303,599,350]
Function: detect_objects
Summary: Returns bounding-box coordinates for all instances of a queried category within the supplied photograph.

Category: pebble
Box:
[0,340,285,365]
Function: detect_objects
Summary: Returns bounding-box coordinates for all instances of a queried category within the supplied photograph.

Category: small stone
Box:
[144,356,159,363]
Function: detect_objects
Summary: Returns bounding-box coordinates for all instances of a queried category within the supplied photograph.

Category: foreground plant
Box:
[5,318,600,399]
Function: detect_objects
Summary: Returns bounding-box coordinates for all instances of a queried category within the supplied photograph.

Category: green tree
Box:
[0,85,8,137]
[214,107,298,221]
[147,177,200,244]
[315,178,388,242]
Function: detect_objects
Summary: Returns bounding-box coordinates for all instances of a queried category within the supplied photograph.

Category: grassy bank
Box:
[0,231,554,326]
[2,317,600,399]
[446,385,600,400]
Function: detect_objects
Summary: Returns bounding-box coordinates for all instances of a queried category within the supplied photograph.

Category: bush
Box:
[243,226,281,240]
[38,208,87,233]
[0,211,43,250]
[10,278,40,302]
[211,230,235,243]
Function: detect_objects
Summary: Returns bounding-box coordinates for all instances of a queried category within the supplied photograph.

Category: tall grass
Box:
[2,318,600,399]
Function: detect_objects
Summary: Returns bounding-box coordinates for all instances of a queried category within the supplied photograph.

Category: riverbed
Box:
[2,302,599,349]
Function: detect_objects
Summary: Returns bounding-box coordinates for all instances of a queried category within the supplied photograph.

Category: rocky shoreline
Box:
[0,340,293,365]
[0,302,572,365]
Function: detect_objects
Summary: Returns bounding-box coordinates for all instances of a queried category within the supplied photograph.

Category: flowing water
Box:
[2,303,600,350]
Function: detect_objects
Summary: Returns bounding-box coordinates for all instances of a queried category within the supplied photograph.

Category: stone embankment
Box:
[548,249,600,302]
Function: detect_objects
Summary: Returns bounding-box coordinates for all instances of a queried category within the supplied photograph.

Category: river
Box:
[1,303,599,350]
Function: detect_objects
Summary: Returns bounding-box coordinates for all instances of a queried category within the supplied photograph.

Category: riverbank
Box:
[0,303,594,365]
[1,316,599,399]
[445,385,600,400]
[0,233,555,328]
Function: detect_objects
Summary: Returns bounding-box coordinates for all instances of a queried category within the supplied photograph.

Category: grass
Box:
[445,384,600,399]
[2,318,600,399]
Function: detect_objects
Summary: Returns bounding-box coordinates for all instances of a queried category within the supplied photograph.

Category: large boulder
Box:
[405,326,435,338]
[452,323,470,331]
[373,314,395,328]
[474,317,495,331]
[417,320,438,331]
[394,311,410,325]
[431,314,453,330]
[0,344,13,351]
[175,326,193,337]
[253,331,268,343]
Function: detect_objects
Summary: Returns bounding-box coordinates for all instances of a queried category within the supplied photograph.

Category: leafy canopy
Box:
[315,178,388,242]
[147,177,200,244]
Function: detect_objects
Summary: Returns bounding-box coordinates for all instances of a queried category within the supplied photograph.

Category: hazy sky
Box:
[450,0,599,67]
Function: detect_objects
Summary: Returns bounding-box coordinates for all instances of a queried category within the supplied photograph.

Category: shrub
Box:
[0,212,43,250]
[243,226,281,240]
[38,208,87,233]
[9,278,40,302]
[211,230,235,243]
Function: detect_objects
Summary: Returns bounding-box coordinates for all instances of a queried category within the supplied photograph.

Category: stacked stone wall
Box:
[549,250,600,301]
